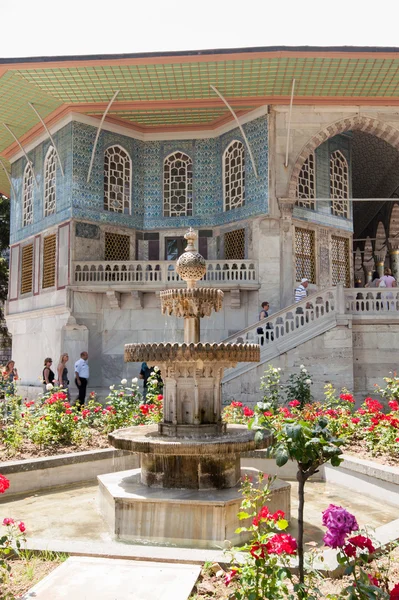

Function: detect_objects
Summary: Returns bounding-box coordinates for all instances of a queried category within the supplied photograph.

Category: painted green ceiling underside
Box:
[1,53,399,195]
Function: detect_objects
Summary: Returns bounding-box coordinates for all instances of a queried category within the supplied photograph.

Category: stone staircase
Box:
[221,286,399,406]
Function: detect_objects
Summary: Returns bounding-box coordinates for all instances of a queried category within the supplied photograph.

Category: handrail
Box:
[222,286,338,344]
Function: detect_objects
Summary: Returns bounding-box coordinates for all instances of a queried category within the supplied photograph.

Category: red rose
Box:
[271,510,285,521]
[224,569,238,586]
[266,533,297,555]
[231,401,243,408]
[340,393,355,403]
[368,575,380,588]
[243,406,254,417]
[250,543,267,559]
[3,517,14,526]
[344,535,375,557]
[18,521,26,533]
[389,400,399,411]
[0,474,10,494]
[157,394,163,401]
[73,416,78,422]
[289,400,301,407]
[390,583,399,600]
[351,417,360,424]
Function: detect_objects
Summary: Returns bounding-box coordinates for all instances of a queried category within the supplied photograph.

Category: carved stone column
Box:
[278,198,295,307]
[318,228,331,288]
[374,250,386,277]
[388,239,399,281]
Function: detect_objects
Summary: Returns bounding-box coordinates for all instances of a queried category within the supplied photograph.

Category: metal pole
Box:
[28,102,64,176]
[3,123,39,188]
[0,158,17,199]
[285,79,296,168]
[210,85,258,179]
[87,90,120,183]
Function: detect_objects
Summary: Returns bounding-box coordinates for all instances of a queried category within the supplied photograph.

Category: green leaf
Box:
[234,527,248,534]
[275,447,289,467]
[237,511,250,520]
[276,518,289,530]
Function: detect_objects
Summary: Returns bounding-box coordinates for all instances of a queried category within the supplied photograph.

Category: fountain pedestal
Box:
[99,229,291,548]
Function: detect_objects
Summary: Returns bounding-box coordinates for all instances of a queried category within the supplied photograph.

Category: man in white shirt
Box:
[294,278,309,303]
[74,351,89,408]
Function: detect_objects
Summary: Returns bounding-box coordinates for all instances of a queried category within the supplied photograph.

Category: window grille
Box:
[104,146,131,214]
[331,236,350,287]
[163,152,193,217]
[224,229,245,260]
[44,146,57,217]
[20,244,34,295]
[330,150,349,218]
[105,232,130,261]
[295,227,316,283]
[296,154,315,209]
[22,163,34,227]
[224,141,245,211]
[42,234,57,289]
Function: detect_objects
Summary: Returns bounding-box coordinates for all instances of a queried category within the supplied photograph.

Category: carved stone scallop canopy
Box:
[160,288,223,318]
[124,342,260,364]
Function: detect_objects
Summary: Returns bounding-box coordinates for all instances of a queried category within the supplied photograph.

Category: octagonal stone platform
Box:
[98,468,291,549]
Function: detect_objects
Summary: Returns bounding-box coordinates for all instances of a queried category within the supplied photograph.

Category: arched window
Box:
[44,146,56,217]
[22,163,34,227]
[223,140,245,211]
[296,154,315,209]
[163,151,193,217]
[104,145,131,214]
[330,150,349,218]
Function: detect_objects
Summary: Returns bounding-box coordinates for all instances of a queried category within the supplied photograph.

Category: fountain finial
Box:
[176,228,206,288]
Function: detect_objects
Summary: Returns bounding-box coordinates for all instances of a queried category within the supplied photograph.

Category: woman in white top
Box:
[379,267,397,288]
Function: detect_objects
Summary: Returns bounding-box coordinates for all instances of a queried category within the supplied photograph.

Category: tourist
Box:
[379,267,397,288]
[74,351,89,408]
[42,358,55,393]
[257,301,271,346]
[365,271,380,288]
[294,278,309,303]
[3,360,18,384]
[56,353,70,398]
[139,362,152,400]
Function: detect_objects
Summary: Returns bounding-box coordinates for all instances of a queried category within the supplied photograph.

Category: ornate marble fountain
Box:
[98,229,290,548]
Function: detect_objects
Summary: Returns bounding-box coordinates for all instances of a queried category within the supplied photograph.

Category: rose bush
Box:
[0,376,163,454]
[0,474,27,593]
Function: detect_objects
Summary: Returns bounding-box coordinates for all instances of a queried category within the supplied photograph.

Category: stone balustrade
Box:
[72,259,259,288]
[223,286,339,347]
[344,288,399,314]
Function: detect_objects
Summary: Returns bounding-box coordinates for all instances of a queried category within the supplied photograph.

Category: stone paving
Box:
[21,556,201,600]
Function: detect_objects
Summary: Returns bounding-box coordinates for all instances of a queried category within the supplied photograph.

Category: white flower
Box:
[121,379,127,385]
[277,368,281,371]
[154,366,160,372]
[46,383,53,391]
[302,368,307,374]
[109,385,115,390]
[132,377,138,384]
[305,379,312,385]
[300,364,305,369]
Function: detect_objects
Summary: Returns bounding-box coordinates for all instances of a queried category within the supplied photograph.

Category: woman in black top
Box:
[43,357,55,393]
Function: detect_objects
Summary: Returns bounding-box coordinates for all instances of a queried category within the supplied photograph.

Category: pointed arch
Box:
[223,140,245,211]
[389,203,399,239]
[44,146,56,217]
[104,144,131,214]
[163,151,193,217]
[22,163,34,227]
[288,115,399,199]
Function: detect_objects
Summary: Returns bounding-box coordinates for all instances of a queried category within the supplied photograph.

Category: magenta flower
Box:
[322,504,359,549]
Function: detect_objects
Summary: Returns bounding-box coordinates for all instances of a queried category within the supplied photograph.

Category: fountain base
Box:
[98,468,291,549]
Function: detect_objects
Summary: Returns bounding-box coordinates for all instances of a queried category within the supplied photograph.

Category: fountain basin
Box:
[109,424,271,489]
[98,468,291,549]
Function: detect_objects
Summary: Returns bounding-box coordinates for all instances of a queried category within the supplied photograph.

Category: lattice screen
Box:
[22,164,34,227]
[224,140,245,211]
[295,227,316,283]
[42,234,57,289]
[44,146,56,217]
[104,145,131,214]
[163,152,193,217]
[331,235,350,286]
[20,244,34,294]
[296,154,315,210]
[105,232,130,261]
[330,150,349,218]
[224,229,245,260]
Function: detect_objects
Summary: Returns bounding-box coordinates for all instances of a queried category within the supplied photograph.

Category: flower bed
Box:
[0,372,163,460]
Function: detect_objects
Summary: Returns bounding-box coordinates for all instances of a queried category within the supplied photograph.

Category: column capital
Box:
[374,249,386,264]
[388,238,399,252]
[278,198,295,219]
